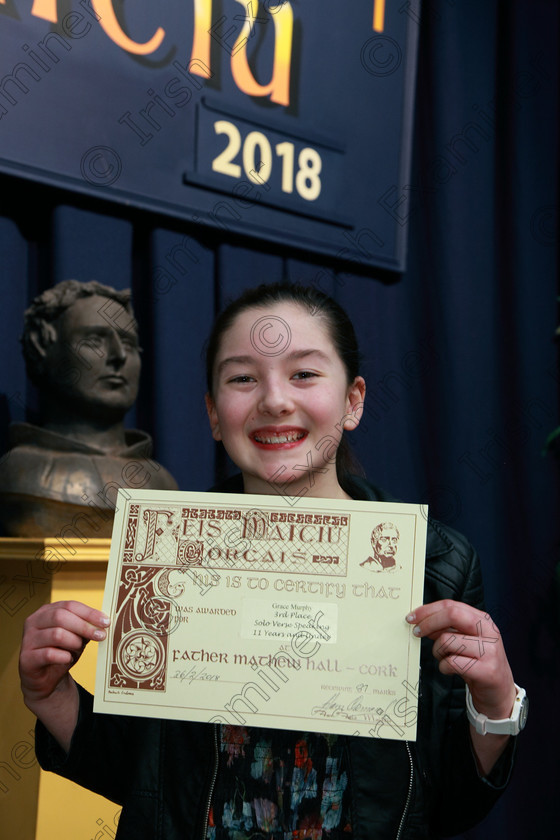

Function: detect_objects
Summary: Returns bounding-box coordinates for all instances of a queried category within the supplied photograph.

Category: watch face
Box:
[519,697,529,730]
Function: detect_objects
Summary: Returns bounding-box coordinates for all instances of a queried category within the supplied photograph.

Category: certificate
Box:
[94,490,427,740]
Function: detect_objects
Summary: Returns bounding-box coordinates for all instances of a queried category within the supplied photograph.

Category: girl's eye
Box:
[228,375,255,384]
[292,370,318,380]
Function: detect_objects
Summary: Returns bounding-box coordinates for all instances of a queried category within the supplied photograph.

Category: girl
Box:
[20,283,521,839]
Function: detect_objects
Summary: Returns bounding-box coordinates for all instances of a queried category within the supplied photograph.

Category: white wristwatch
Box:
[465,684,528,736]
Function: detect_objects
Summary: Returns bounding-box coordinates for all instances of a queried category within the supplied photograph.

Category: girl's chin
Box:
[243,470,310,495]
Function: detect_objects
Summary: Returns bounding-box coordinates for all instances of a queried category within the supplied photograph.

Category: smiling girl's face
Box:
[206,302,365,499]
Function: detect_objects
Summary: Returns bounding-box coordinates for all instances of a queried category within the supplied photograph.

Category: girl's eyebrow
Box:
[217,355,255,375]
[287,349,330,363]
[217,348,331,375]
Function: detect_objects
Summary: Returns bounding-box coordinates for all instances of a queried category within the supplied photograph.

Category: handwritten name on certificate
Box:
[94,490,427,740]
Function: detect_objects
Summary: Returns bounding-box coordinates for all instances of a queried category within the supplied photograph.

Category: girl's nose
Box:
[257,378,294,416]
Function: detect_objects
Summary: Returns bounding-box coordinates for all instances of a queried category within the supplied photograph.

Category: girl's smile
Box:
[206,302,365,499]
[250,426,308,448]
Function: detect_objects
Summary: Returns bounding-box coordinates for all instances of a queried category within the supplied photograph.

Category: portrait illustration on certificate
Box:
[95,490,427,740]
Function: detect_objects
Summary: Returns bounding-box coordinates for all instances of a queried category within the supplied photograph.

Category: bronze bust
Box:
[0,280,178,537]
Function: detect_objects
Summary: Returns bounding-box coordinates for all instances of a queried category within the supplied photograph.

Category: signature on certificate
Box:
[311,692,387,722]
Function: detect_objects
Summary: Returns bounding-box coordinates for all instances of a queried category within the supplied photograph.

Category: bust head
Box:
[0,280,177,537]
[371,522,400,567]
[21,280,141,422]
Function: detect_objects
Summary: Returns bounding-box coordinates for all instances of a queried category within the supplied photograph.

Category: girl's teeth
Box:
[256,431,303,444]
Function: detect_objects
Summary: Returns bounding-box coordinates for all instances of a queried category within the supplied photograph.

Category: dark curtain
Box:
[0,1,557,837]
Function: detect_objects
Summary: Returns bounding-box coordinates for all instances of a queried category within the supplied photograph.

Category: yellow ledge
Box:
[0,538,115,838]
[0,537,111,566]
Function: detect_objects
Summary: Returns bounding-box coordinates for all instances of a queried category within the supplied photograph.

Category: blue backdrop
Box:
[0,1,558,837]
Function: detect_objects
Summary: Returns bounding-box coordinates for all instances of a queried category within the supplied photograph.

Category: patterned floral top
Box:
[207,725,353,839]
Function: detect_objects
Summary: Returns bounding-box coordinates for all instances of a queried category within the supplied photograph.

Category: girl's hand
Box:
[19,601,110,752]
[20,600,109,705]
[406,600,516,720]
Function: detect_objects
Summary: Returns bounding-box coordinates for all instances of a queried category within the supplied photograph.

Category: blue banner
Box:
[0,1,419,270]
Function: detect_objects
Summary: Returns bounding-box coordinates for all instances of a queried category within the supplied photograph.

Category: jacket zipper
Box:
[201,723,219,840]
[395,741,414,840]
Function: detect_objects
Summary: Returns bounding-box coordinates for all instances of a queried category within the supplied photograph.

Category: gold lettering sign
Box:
[1,1,389,106]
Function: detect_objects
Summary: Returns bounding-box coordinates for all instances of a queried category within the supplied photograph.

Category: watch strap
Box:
[465,684,527,736]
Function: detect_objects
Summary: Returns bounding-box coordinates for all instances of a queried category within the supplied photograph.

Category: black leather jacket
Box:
[36,477,516,839]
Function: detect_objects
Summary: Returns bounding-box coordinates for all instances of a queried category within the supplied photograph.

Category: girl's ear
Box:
[343,376,366,430]
[205,393,222,441]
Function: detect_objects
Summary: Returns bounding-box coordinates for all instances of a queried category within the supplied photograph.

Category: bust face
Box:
[373,527,399,564]
[42,294,141,419]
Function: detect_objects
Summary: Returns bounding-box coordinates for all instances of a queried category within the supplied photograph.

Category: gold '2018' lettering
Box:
[211,119,322,201]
